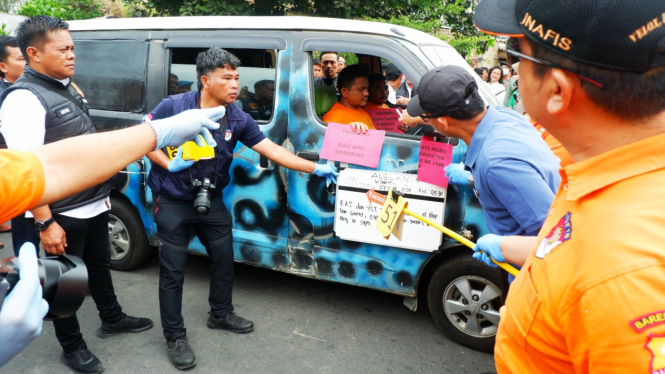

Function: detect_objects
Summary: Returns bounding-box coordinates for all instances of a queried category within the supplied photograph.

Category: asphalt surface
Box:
[0,231,496,374]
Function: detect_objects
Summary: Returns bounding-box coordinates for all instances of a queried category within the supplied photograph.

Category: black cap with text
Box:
[406,65,477,118]
[473,0,665,72]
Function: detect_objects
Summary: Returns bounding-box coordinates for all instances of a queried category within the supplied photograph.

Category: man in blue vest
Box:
[0,16,154,374]
[146,47,338,370]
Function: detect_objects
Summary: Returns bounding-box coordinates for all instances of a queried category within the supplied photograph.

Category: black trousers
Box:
[52,211,125,353]
[11,215,40,257]
[154,195,234,340]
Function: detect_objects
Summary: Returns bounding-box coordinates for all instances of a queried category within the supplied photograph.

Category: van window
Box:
[311,51,423,137]
[73,40,148,112]
[169,48,277,123]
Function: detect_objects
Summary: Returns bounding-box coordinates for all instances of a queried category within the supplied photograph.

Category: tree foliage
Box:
[18,0,105,20]
[125,0,492,56]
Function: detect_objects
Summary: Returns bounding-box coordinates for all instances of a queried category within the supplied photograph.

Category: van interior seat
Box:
[315,86,338,117]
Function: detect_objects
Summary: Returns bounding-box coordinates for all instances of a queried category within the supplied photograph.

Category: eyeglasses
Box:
[420,113,443,122]
[506,38,603,89]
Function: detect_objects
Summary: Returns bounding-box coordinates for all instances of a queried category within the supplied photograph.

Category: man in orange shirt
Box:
[364,73,389,110]
[474,0,665,372]
[0,106,224,368]
[322,64,375,131]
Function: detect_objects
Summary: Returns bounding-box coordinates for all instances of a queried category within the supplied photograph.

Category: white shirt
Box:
[388,85,396,105]
[0,78,109,218]
[489,82,506,104]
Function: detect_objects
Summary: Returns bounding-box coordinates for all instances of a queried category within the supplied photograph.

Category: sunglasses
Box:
[506,38,603,89]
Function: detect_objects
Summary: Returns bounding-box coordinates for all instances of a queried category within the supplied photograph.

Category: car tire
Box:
[427,253,506,353]
[108,197,152,270]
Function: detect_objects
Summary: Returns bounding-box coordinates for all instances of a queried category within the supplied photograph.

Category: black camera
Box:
[0,255,88,319]
[191,177,215,215]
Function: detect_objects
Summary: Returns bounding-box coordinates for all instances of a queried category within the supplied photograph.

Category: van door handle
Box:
[296,151,319,161]
[260,154,270,168]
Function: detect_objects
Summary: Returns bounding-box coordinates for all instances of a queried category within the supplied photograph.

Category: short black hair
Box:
[367,73,386,87]
[195,47,240,90]
[16,16,69,63]
[0,35,17,78]
[336,64,368,92]
[313,58,320,65]
[527,38,665,121]
[385,63,402,82]
[169,73,178,80]
[254,79,274,90]
[446,84,486,121]
[474,68,484,76]
[320,52,338,60]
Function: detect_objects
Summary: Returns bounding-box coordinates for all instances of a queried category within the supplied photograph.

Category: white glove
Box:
[0,243,49,367]
[148,106,224,150]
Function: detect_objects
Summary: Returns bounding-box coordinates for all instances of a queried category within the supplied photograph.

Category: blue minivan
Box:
[68,16,503,352]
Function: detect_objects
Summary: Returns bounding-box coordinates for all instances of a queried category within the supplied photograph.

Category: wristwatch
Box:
[34,217,55,232]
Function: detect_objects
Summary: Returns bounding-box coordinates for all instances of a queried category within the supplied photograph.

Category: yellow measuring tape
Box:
[368,189,519,277]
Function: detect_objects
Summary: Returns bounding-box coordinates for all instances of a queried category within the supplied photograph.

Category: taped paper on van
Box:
[320,122,385,168]
[334,169,447,252]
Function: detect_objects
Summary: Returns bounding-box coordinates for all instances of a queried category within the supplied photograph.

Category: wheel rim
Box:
[442,275,502,338]
[108,213,130,261]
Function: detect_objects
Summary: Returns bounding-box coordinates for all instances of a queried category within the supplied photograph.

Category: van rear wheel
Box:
[427,253,505,353]
[108,197,152,270]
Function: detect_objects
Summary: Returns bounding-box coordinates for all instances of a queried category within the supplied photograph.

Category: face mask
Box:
[502,68,510,76]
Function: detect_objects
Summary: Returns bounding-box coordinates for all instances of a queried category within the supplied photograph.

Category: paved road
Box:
[0,232,496,374]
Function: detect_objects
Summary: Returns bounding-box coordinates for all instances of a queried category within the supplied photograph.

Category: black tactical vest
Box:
[0,66,110,213]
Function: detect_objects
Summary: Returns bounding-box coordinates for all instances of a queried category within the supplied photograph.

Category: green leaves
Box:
[18,0,105,20]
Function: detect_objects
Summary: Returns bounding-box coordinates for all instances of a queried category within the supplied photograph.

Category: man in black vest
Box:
[0,16,153,374]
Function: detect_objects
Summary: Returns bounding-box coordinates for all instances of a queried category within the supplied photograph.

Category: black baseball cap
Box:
[407,65,476,118]
[473,0,665,72]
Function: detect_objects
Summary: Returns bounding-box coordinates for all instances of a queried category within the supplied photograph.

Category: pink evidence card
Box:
[366,108,403,133]
[320,122,386,168]
[417,136,453,188]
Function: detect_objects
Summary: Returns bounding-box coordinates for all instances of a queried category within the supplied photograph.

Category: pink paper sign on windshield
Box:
[418,136,454,188]
[366,108,403,133]
[320,122,386,168]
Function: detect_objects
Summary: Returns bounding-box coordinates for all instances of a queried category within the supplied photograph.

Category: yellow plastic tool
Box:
[182,135,215,161]
[367,188,520,277]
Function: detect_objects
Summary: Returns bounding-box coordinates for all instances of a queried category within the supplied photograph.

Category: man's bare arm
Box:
[501,236,539,266]
[31,123,156,207]
[250,138,315,173]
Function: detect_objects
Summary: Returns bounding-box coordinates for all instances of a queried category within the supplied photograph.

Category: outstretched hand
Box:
[312,164,339,185]
[149,106,224,150]
[444,162,471,186]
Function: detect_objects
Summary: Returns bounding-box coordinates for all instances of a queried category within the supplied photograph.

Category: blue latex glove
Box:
[444,162,471,186]
[472,234,505,268]
[168,147,196,173]
[312,164,339,185]
[148,106,224,150]
[0,243,49,367]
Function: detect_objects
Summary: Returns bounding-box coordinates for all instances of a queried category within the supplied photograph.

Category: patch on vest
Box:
[249,102,258,110]
[225,129,232,141]
[645,334,665,374]
[535,212,571,259]
[631,311,665,333]
[59,108,72,116]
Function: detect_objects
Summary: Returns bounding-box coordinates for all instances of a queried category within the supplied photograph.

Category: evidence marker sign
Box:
[334,169,447,252]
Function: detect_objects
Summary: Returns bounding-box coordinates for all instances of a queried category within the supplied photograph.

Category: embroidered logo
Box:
[59,108,71,115]
[249,102,258,110]
[631,311,665,333]
[535,212,572,258]
[645,334,665,374]
[225,129,232,141]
